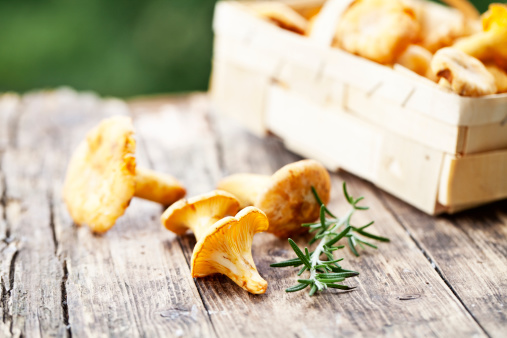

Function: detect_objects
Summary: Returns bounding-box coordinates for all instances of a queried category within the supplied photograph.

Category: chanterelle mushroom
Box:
[395,44,435,80]
[191,207,269,294]
[431,47,497,96]
[161,190,240,240]
[453,3,507,68]
[486,64,507,93]
[334,0,420,64]
[217,159,331,238]
[63,116,186,233]
[248,2,308,35]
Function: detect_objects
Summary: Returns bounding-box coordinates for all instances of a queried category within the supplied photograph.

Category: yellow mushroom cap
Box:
[334,0,420,64]
[191,207,269,294]
[483,3,507,31]
[63,116,136,233]
[257,159,331,238]
[453,3,507,68]
[161,190,240,240]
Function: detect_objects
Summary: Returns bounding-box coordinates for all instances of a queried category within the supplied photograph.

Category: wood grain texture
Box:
[0,91,67,337]
[382,193,507,337]
[0,89,215,338]
[131,94,487,337]
[0,90,505,337]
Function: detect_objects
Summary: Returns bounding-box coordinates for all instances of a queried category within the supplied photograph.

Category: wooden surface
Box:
[0,89,505,337]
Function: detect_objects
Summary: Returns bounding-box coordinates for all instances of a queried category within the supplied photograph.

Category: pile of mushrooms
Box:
[250,0,507,96]
[64,117,331,294]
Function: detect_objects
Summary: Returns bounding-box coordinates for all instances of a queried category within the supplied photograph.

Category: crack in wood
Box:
[1,283,8,324]
[61,260,71,338]
[47,190,73,338]
[376,190,492,338]
[1,165,9,241]
[7,250,18,336]
[0,248,19,335]
[47,191,58,256]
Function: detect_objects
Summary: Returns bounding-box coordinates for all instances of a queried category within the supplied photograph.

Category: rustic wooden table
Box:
[0,89,505,338]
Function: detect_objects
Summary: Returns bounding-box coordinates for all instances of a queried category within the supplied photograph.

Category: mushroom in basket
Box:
[486,64,507,93]
[217,160,331,238]
[411,0,480,53]
[248,1,308,35]
[395,44,435,80]
[453,3,507,69]
[63,116,186,234]
[431,47,497,96]
[333,0,420,64]
[161,192,268,294]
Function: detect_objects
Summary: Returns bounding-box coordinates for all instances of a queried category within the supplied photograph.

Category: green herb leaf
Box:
[288,239,312,270]
[309,284,318,296]
[286,283,309,292]
[271,182,389,296]
[326,284,355,290]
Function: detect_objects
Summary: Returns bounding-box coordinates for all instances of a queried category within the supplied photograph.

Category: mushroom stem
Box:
[191,207,269,294]
[217,160,331,237]
[161,190,240,240]
[134,168,186,206]
[217,174,271,208]
[204,252,268,294]
[190,215,225,242]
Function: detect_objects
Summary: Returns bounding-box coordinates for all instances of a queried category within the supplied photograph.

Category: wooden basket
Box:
[210,0,507,215]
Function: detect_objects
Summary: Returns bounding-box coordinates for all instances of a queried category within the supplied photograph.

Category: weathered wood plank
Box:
[0,91,67,337]
[0,94,15,336]
[132,95,486,337]
[0,93,20,241]
[382,192,507,337]
[2,89,503,337]
[1,89,215,338]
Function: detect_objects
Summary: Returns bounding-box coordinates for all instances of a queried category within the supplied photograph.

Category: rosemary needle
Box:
[271,182,390,296]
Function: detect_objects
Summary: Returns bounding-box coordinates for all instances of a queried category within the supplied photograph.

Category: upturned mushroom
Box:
[217,159,331,238]
[63,116,186,233]
[431,47,497,96]
[161,190,240,240]
[191,207,269,294]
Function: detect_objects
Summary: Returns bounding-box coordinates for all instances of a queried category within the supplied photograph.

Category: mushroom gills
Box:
[161,190,240,241]
[191,207,269,294]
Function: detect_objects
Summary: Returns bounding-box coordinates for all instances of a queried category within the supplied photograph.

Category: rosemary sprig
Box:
[271,182,390,295]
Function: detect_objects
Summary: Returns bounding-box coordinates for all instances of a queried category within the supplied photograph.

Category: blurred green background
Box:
[0,0,494,97]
